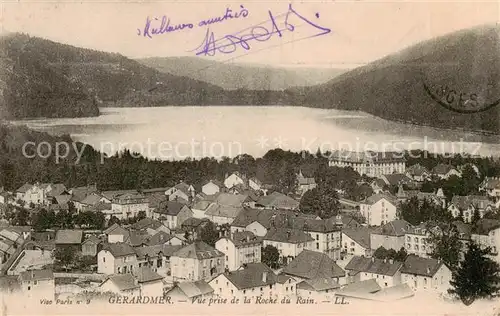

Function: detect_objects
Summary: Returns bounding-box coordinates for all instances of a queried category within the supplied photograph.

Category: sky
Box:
[2,1,499,68]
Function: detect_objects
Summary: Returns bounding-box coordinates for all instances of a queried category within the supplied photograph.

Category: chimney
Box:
[286,230,291,239]
[426,267,431,274]
[262,272,268,282]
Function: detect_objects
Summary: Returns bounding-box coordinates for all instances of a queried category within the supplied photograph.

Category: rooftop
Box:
[400,255,443,277]
[345,256,403,276]
[102,274,139,291]
[264,228,314,244]
[283,250,345,279]
[102,242,136,258]
[19,268,54,282]
[170,280,214,298]
[173,241,224,260]
[54,229,83,245]
[223,263,276,290]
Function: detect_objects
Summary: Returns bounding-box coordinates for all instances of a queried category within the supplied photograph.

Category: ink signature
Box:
[193,3,331,57]
[138,5,249,38]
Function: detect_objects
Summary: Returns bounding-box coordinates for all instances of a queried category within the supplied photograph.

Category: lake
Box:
[11,106,500,160]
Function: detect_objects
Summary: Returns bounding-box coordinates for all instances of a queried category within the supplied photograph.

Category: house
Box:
[404,222,440,258]
[342,227,375,258]
[154,201,193,230]
[170,241,225,282]
[370,220,412,252]
[145,231,184,247]
[345,256,403,288]
[296,277,341,301]
[131,218,170,235]
[104,223,129,243]
[405,164,431,182]
[69,184,99,209]
[134,266,164,296]
[15,183,47,206]
[371,179,387,194]
[224,172,246,190]
[146,193,168,214]
[208,262,277,299]
[19,268,55,300]
[400,255,452,293]
[81,235,103,257]
[77,192,109,212]
[134,245,165,273]
[282,249,346,284]
[166,280,214,301]
[166,182,196,204]
[191,199,214,219]
[97,242,138,275]
[359,193,398,226]
[201,180,222,196]
[54,229,83,252]
[432,164,461,179]
[479,177,500,199]
[263,228,314,265]
[471,219,500,263]
[111,192,149,220]
[448,195,496,223]
[215,231,262,271]
[401,188,446,208]
[328,150,406,178]
[274,274,300,297]
[179,218,210,241]
[296,170,317,195]
[334,279,381,299]
[99,273,140,296]
[256,192,299,210]
[205,193,251,225]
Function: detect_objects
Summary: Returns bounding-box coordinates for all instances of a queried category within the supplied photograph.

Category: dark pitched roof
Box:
[16,183,33,193]
[342,227,374,249]
[227,231,262,247]
[400,255,444,277]
[131,218,164,231]
[133,245,164,260]
[231,208,318,229]
[256,192,299,209]
[146,231,177,246]
[173,241,224,260]
[103,274,139,291]
[336,279,381,295]
[134,266,163,283]
[373,220,413,237]
[450,195,495,211]
[471,219,500,235]
[283,250,345,279]
[432,164,457,175]
[406,164,430,176]
[383,174,413,186]
[104,223,128,235]
[102,242,136,257]
[19,268,54,282]
[224,263,276,290]
[345,256,403,276]
[162,245,184,257]
[264,228,314,244]
[82,235,102,246]
[157,201,190,216]
[55,229,83,244]
[181,217,209,229]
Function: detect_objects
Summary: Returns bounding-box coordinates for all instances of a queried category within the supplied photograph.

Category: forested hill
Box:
[0,33,228,118]
[0,33,99,119]
[284,25,500,135]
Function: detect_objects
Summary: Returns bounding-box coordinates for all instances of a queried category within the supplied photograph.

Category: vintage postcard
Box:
[1,0,500,315]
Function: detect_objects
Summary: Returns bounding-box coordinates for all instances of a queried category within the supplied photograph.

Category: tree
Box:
[52,246,77,269]
[428,223,462,271]
[373,246,388,259]
[107,216,121,227]
[12,207,29,226]
[32,209,56,231]
[471,208,481,225]
[395,247,408,261]
[198,221,219,246]
[261,245,280,269]
[137,211,146,221]
[299,186,340,219]
[448,242,500,305]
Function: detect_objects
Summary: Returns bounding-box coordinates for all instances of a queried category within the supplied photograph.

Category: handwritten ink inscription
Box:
[423,82,500,113]
[193,4,331,56]
[137,5,249,38]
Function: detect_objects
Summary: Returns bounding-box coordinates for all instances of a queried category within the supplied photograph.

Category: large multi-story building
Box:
[170,241,225,282]
[111,192,149,220]
[328,151,406,178]
[215,231,262,271]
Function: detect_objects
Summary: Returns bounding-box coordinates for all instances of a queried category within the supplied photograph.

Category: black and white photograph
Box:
[0,1,499,315]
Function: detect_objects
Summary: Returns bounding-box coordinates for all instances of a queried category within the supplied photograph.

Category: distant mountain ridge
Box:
[285,25,500,134]
[137,57,347,90]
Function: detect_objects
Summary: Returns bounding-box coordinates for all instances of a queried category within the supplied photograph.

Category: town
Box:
[0,148,499,307]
